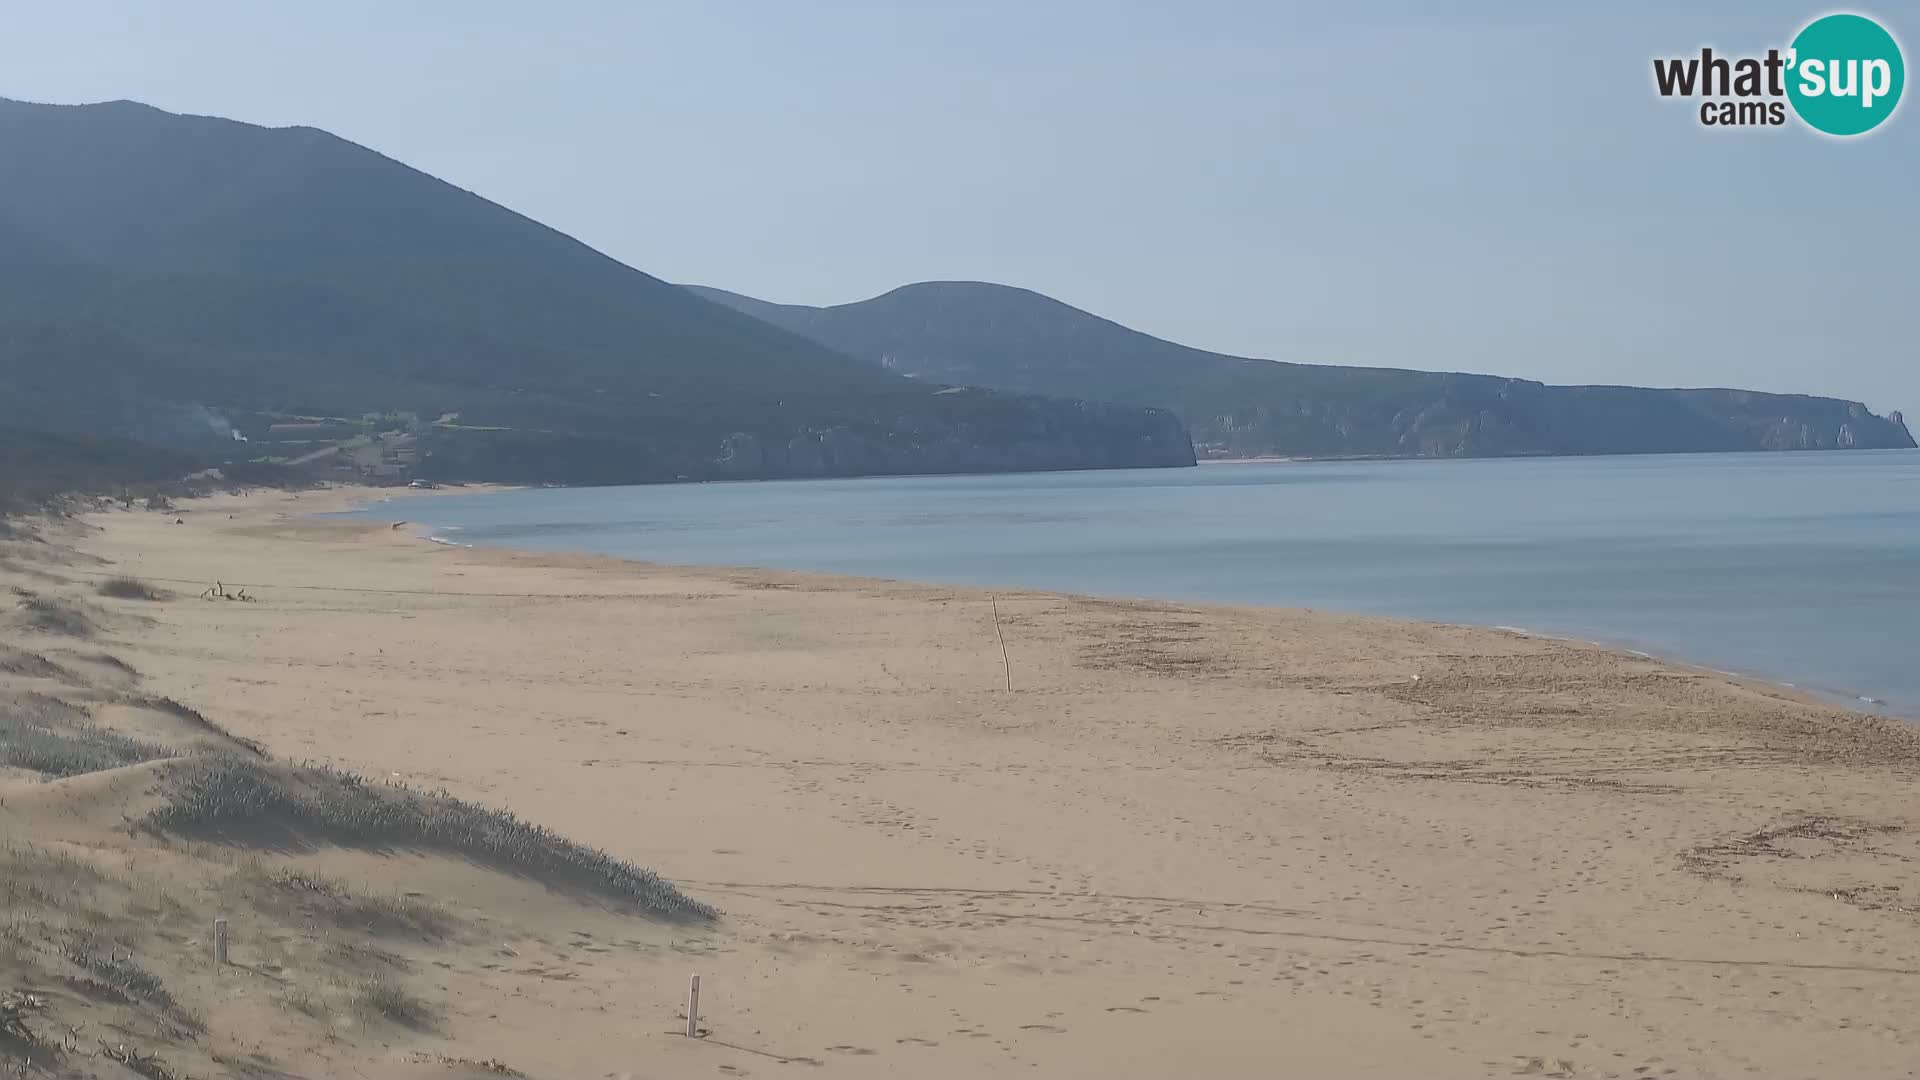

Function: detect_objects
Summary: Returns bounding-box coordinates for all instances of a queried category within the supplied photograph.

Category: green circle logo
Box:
[1787,13,1905,136]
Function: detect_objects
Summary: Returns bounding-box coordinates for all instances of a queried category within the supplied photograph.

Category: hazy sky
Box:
[5,2,1915,414]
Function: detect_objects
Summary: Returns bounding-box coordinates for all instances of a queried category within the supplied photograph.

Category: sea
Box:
[342,449,1920,717]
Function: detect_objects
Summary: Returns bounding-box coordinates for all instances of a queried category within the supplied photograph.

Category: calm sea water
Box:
[345,450,1920,716]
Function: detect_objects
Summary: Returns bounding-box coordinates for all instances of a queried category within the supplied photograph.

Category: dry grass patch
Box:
[248,866,453,940]
[59,930,177,1012]
[0,843,202,1079]
[98,1039,183,1080]
[142,754,715,921]
[352,975,434,1029]
[323,937,408,974]
[0,646,83,683]
[126,694,265,755]
[13,592,97,638]
[0,696,176,777]
[97,575,169,602]
[278,985,328,1020]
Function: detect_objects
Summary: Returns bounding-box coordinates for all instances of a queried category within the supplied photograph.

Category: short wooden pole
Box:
[686,974,702,1037]
[990,595,1012,691]
[213,918,228,966]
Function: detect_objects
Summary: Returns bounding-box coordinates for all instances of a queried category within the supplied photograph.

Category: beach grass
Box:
[142,754,716,921]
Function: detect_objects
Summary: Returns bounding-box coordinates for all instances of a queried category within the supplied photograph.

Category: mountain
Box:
[0,99,1193,482]
[685,282,1915,458]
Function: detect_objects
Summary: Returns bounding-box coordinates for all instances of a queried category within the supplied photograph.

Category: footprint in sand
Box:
[826,1046,877,1056]
[1105,1006,1147,1013]
[1018,1024,1065,1034]
[896,1037,939,1047]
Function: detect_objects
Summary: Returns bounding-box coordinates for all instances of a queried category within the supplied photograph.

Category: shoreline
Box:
[19,484,1920,1076]
[1484,621,1909,721]
[338,483,1912,724]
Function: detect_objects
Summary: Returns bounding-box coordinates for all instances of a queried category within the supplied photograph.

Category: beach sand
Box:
[6,485,1920,1077]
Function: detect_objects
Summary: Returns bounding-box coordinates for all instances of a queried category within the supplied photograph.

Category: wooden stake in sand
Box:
[686,974,702,1037]
[213,918,228,966]
[990,595,1012,691]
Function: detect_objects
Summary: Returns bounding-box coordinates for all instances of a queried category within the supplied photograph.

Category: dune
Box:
[3,487,1919,1077]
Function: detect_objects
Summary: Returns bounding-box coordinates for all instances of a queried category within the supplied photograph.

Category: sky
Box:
[4,1,1915,415]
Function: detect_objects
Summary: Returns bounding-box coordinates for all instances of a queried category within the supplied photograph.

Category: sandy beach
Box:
[6,485,1920,1078]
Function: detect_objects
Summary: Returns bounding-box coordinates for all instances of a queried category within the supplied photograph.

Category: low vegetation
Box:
[0,566,712,1075]
[142,754,716,920]
[14,592,97,638]
[0,426,316,518]
[352,975,435,1029]
[413,1055,526,1078]
[251,866,452,939]
[0,428,200,515]
[0,699,176,777]
[1,842,120,910]
[0,843,200,1071]
[98,1040,183,1080]
[59,931,177,1011]
[97,575,168,601]
[0,647,80,683]
[278,985,326,1020]
[128,694,265,755]
[0,989,55,1068]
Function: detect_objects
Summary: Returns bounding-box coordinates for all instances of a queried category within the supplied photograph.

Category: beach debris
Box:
[199,581,256,602]
[99,1039,179,1080]
[0,990,48,1042]
[406,1054,525,1077]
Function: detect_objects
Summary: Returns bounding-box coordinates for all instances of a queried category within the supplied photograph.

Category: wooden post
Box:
[990,595,1012,691]
[686,974,702,1037]
[213,918,228,966]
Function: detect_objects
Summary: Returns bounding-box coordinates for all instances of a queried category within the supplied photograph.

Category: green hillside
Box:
[0,99,1194,482]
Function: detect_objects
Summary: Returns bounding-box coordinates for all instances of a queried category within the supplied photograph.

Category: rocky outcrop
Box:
[1193,379,1917,458]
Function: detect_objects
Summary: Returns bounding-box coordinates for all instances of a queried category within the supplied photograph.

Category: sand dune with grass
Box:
[5,486,1920,1077]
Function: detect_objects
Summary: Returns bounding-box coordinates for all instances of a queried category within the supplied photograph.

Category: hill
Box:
[0,428,199,513]
[684,282,1915,458]
[0,99,1193,482]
